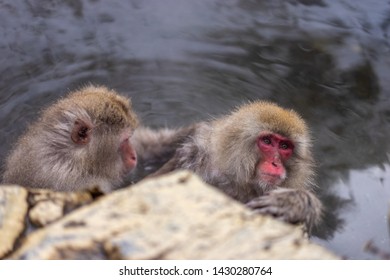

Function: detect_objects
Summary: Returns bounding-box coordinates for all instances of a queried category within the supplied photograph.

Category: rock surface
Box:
[27,189,93,227]
[1,171,338,259]
[0,186,28,258]
[0,186,93,259]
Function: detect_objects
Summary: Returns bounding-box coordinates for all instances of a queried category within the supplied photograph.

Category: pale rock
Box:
[0,186,28,258]
[28,189,93,227]
[8,171,338,260]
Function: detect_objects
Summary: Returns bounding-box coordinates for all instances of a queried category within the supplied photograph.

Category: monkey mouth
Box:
[122,155,137,170]
[120,157,137,177]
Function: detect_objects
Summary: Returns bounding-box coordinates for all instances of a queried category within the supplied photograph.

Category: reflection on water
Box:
[314,165,390,258]
[0,0,390,259]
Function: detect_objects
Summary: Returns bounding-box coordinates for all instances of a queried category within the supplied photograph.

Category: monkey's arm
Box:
[147,155,180,177]
[132,126,194,166]
[246,188,322,231]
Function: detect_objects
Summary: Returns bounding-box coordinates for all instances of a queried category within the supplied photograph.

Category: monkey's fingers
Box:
[246,196,277,209]
[252,205,284,216]
[252,206,302,224]
[247,197,285,216]
[247,196,301,223]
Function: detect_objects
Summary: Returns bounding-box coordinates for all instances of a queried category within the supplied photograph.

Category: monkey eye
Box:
[261,136,272,145]
[279,141,291,150]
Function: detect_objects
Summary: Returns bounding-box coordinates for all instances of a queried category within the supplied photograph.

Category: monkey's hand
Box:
[246,188,322,229]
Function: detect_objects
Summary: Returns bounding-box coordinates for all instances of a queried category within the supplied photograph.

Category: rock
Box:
[29,200,64,227]
[28,189,93,227]
[5,171,338,260]
[0,186,94,258]
[0,186,28,258]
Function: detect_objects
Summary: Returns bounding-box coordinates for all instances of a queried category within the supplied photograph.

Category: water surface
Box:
[1,0,390,259]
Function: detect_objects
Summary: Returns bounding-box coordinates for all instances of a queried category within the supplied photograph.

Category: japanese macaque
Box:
[2,85,138,192]
[133,101,322,230]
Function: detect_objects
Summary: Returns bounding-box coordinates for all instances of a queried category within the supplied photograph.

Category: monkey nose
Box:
[272,161,278,167]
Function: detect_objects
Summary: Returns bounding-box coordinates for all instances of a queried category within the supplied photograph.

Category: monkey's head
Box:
[39,85,139,190]
[213,101,314,194]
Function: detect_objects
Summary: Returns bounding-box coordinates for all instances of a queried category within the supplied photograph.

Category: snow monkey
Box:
[3,85,138,192]
[133,101,322,230]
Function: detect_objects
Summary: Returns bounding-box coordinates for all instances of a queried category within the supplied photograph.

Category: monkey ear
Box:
[71,119,92,145]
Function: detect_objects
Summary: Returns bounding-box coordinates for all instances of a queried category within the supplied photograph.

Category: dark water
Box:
[1,0,390,259]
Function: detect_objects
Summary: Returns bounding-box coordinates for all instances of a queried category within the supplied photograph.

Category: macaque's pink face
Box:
[257,132,294,186]
[119,131,137,174]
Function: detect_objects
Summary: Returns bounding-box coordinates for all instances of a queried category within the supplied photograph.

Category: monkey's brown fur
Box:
[2,85,138,192]
[133,101,322,230]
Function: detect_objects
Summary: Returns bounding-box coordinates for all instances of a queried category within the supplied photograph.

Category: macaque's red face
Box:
[257,132,294,186]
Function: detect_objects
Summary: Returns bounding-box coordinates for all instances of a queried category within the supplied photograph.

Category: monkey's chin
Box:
[121,164,136,177]
[258,173,284,188]
[120,158,137,177]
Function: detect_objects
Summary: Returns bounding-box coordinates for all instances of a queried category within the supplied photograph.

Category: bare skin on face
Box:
[132,101,322,231]
[2,85,139,192]
[257,132,294,185]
